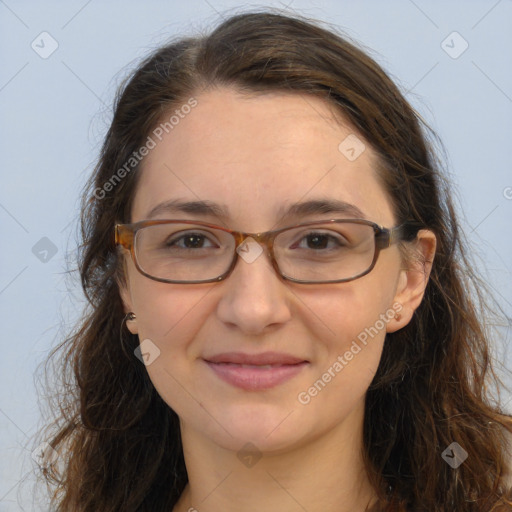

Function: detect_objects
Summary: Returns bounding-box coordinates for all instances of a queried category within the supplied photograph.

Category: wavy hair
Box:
[38,9,512,511]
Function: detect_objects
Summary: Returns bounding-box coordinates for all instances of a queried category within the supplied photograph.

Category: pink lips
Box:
[203,352,308,391]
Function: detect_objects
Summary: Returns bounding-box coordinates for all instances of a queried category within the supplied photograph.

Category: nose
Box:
[215,245,292,335]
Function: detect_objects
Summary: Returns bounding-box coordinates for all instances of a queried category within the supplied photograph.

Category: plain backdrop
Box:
[1,1,511,509]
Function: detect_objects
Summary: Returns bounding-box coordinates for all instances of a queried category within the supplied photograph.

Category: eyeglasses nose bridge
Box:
[230,230,283,278]
[232,229,277,253]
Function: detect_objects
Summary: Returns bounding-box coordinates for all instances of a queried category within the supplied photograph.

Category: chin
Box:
[202,400,313,453]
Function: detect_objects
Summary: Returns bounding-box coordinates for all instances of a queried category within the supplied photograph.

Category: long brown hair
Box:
[37,9,512,511]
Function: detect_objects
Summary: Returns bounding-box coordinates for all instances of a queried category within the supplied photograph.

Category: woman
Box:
[39,10,512,512]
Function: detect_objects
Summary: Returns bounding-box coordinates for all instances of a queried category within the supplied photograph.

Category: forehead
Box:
[130,87,395,229]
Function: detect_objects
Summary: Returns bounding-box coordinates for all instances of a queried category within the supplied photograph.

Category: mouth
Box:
[203,352,309,391]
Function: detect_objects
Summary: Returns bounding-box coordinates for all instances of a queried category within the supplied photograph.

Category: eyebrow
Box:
[279,198,367,221]
[145,198,368,223]
[146,199,229,220]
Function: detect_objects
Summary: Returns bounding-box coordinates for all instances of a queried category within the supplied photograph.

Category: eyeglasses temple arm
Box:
[115,224,134,250]
[392,222,423,245]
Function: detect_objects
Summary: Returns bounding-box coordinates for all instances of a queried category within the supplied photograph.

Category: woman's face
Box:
[121,87,421,453]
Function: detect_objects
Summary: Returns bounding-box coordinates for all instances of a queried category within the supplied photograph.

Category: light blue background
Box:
[1,1,511,509]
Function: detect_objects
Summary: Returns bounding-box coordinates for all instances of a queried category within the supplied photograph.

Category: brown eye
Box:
[290,231,346,251]
[165,231,219,250]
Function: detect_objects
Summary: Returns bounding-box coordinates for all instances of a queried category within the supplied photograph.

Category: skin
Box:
[120,86,436,512]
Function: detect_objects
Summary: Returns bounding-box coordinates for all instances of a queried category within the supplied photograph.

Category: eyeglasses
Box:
[114,219,419,284]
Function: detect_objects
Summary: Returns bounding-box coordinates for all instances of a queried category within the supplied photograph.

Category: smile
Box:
[203,352,309,391]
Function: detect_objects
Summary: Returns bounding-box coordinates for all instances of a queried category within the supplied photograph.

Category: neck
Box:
[172,400,379,512]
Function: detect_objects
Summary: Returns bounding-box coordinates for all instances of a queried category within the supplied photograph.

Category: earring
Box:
[395,312,402,321]
[120,312,137,359]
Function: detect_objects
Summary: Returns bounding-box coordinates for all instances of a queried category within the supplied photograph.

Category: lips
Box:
[203,352,309,391]
[205,352,307,366]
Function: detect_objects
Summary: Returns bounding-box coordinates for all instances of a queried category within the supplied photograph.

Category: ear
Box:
[118,252,139,335]
[387,229,437,333]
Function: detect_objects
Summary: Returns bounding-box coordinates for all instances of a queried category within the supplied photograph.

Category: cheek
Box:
[303,269,398,385]
[323,296,388,378]
[296,289,390,421]
[129,281,214,414]
[300,272,396,352]
[129,270,211,342]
